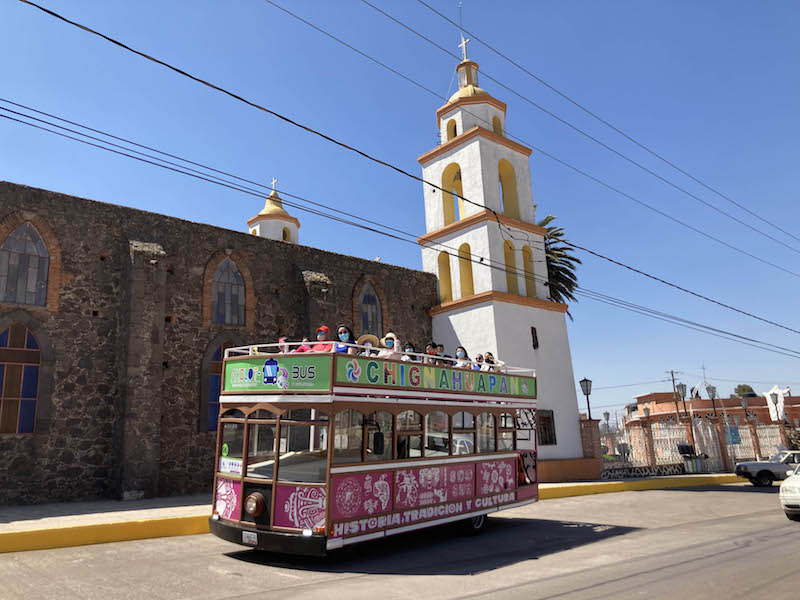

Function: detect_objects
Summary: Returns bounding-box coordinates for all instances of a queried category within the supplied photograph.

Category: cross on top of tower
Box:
[458,32,470,61]
[271,177,278,191]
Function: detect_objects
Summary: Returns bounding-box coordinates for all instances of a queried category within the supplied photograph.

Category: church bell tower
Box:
[417,36,582,461]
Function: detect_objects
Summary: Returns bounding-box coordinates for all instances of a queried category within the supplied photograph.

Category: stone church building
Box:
[0,49,595,506]
[0,181,436,504]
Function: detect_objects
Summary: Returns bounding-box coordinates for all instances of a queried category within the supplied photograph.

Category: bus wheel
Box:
[464,514,486,534]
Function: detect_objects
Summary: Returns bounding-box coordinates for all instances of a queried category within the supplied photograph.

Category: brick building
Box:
[0,181,436,504]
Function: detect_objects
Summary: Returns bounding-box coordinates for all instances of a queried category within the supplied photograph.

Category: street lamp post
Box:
[579,378,593,420]
[740,396,749,422]
[676,383,688,417]
[770,392,780,422]
[603,411,610,432]
[705,384,718,416]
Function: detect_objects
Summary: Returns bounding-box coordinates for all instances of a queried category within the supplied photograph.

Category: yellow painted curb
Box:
[0,515,210,554]
[539,474,742,500]
[0,475,744,553]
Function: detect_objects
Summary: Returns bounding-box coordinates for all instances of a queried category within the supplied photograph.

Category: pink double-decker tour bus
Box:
[208,343,538,556]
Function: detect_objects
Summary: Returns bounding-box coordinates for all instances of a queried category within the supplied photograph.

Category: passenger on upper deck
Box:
[377,332,403,361]
[473,354,484,370]
[454,346,471,368]
[311,326,334,352]
[423,342,437,365]
[278,336,290,354]
[334,324,357,355]
[401,342,418,362]
[482,351,497,371]
[291,337,312,353]
[357,334,379,356]
[435,343,454,367]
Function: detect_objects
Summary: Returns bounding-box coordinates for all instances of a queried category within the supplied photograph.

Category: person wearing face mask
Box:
[334,324,357,355]
[401,342,418,362]
[473,354,484,370]
[310,325,334,352]
[356,333,379,356]
[377,332,402,360]
[424,342,437,365]
[454,346,471,368]
[482,351,497,371]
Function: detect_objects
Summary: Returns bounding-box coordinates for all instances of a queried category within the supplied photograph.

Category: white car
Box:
[780,464,800,521]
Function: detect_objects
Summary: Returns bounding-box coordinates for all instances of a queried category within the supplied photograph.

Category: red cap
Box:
[315,325,330,335]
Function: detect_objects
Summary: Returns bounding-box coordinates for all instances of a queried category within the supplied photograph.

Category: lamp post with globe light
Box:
[705,384,718,417]
[676,383,688,417]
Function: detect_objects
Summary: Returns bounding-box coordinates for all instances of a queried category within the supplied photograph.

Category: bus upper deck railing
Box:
[221,342,536,404]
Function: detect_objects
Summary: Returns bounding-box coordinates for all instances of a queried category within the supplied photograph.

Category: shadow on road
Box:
[225,517,639,575]
[658,484,780,494]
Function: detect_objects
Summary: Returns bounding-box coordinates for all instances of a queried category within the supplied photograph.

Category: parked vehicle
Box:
[734,451,800,487]
[780,464,800,521]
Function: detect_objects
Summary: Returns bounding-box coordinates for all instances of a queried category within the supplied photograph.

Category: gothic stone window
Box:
[0,223,49,306]
[204,340,234,432]
[537,409,557,446]
[358,283,382,335]
[0,323,41,433]
[212,258,245,326]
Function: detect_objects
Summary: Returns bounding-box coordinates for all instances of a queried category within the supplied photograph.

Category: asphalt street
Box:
[1,483,797,599]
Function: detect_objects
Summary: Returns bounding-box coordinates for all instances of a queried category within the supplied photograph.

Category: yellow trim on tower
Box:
[429,290,568,317]
[246,214,301,228]
[418,126,531,165]
[417,210,547,244]
[436,97,507,128]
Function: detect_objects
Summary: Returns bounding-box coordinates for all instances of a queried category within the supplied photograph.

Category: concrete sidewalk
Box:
[0,474,741,553]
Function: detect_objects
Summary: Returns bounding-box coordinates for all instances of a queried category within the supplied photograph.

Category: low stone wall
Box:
[538,457,603,482]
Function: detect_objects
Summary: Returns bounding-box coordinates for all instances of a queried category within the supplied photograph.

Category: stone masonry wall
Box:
[0,181,437,504]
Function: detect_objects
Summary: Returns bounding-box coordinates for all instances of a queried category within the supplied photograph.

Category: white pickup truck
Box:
[735,450,800,487]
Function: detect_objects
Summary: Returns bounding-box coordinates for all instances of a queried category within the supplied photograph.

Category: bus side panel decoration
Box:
[330,471,394,521]
[215,478,242,520]
[273,485,327,531]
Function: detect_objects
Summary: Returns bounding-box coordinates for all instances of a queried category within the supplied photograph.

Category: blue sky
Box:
[2,1,799,418]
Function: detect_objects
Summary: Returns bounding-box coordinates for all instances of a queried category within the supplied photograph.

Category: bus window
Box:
[452,411,475,455]
[477,413,496,453]
[220,422,245,472]
[498,412,516,451]
[425,410,450,456]
[333,409,364,464]
[249,409,276,419]
[365,410,393,462]
[277,422,328,483]
[285,408,329,421]
[221,408,245,419]
[246,422,276,479]
[397,410,422,459]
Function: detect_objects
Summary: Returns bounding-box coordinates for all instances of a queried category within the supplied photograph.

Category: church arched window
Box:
[522,245,536,298]
[504,240,519,295]
[282,227,291,243]
[492,116,503,136]
[498,159,520,219]
[0,322,41,433]
[441,163,464,226]
[201,339,235,432]
[437,251,452,303]
[446,119,457,141]
[0,223,49,307]
[358,283,383,335]
[458,244,474,298]
[212,258,245,326]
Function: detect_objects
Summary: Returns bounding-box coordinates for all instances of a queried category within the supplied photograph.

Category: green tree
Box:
[536,211,581,317]
[731,384,756,398]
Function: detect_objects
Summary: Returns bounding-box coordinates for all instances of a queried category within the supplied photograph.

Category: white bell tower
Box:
[247,178,300,244]
[418,39,583,462]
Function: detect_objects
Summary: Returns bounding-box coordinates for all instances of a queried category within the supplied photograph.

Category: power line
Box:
[6,107,800,366]
[414,0,800,245]
[22,0,800,284]
[5,100,800,364]
[590,379,672,391]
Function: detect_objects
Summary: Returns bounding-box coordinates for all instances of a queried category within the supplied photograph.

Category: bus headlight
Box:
[244,492,266,517]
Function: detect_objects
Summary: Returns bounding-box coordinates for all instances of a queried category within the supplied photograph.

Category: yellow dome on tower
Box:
[258,189,291,218]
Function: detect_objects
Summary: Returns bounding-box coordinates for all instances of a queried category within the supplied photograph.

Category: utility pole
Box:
[670,370,681,421]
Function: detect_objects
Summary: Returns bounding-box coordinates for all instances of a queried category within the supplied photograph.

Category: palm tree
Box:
[536,211,581,317]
